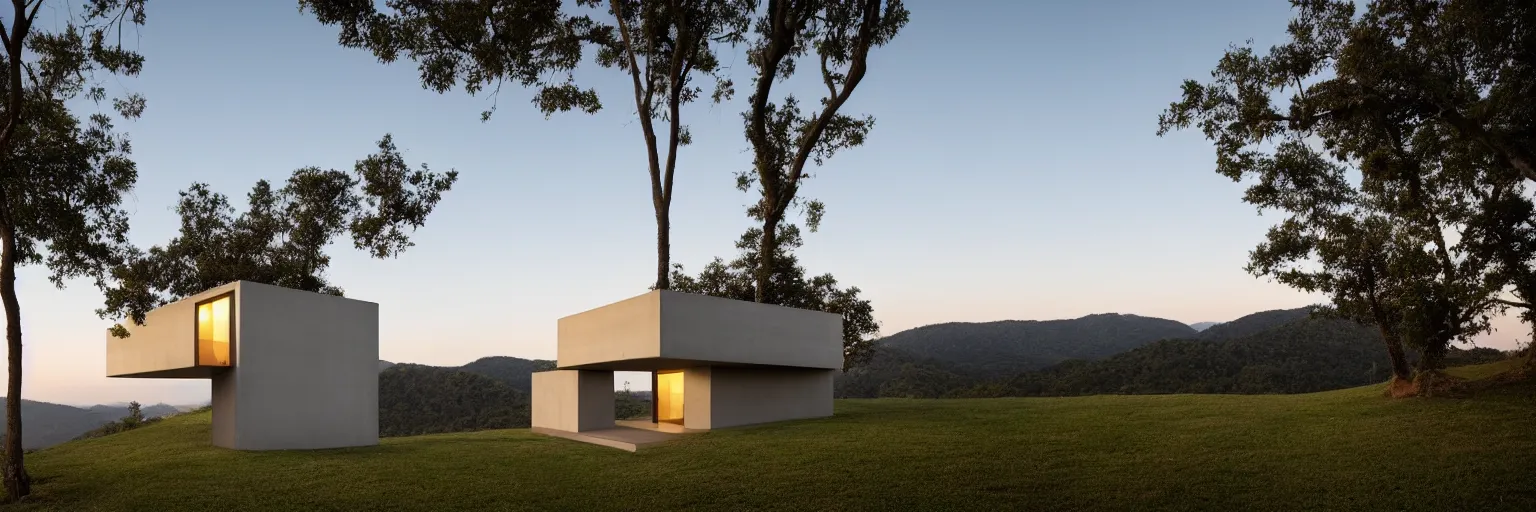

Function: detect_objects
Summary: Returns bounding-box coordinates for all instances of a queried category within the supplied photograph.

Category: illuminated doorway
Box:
[196,294,233,367]
[656,370,684,424]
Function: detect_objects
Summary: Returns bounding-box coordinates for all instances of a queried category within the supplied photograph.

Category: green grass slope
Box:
[15,380,1536,511]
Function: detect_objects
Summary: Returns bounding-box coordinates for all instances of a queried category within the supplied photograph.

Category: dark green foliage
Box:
[300,0,609,119]
[71,402,163,442]
[1194,308,1313,341]
[378,365,531,437]
[614,383,649,420]
[671,223,879,370]
[376,356,554,436]
[878,313,1199,378]
[838,308,1521,399]
[1005,317,1395,396]
[738,0,908,302]
[1153,0,1530,380]
[98,135,458,332]
[457,356,556,393]
[833,347,972,399]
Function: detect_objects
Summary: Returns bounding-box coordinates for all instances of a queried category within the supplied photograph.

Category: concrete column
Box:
[532,370,615,432]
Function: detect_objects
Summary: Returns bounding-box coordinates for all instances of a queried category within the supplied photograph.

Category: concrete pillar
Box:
[532,370,615,432]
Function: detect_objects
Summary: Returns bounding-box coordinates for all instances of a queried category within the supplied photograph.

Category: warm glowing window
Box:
[656,371,684,422]
[196,295,232,366]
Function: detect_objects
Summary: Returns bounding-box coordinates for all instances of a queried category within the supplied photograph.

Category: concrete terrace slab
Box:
[615,420,704,434]
[532,426,693,452]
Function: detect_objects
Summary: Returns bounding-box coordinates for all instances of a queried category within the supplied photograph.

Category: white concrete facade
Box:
[679,366,834,430]
[534,290,842,441]
[107,281,379,451]
[530,370,614,432]
[556,290,843,371]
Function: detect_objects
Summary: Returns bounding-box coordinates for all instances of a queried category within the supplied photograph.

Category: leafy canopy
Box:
[100,135,458,332]
[1156,0,1523,375]
[670,222,879,370]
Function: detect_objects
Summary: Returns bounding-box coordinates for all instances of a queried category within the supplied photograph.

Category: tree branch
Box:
[781,0,880,210]
[819,50,836,99]
[608,0,663,212]
[1493,298,1534,310]
[660,0,692,208]
[0,0,33,154]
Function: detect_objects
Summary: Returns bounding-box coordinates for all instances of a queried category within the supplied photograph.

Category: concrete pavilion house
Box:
[531,289,843,450]
[105,281,379,451]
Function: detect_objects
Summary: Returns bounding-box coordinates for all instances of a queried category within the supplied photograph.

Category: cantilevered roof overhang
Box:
[556,290,843,371]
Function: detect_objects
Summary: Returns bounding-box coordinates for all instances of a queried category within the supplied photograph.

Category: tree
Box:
[98,135,458,330]
[121,401,143,429]
[671,222,879,369]
[1325,0,1535,182]
[1157,0,1506,385]
[0,0,146,500]
[1456,167,1536,367]
[737,0,907,303]
[301,0,749,291]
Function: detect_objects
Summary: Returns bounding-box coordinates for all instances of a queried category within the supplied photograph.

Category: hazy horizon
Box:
[5,0,1531,407]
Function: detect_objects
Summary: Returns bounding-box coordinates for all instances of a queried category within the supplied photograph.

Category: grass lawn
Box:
[12,370,1536,511]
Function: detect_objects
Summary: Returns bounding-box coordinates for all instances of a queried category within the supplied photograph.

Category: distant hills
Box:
[837,307,1507,399]
[2,399,180,450]
[879,313,1199,378]
[1188,322,1219,331]
[1193,308,1312,342]
[377,356,555,436]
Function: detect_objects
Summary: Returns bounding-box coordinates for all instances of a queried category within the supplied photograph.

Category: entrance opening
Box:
[656,370,684,424]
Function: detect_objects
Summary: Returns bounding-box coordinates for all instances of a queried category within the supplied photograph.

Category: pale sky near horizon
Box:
[5,0,1528,407]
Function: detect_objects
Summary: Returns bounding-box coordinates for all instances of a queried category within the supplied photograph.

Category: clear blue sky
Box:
[8,0,1524,406]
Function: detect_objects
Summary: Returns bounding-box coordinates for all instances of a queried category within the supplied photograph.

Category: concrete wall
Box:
[682,367,714,430]
[683,366,833,430]
[556,292,661,368]
[556,290,842,370]
[659,291,842,370]
[210,370,237,448]
[105,282,238,377]
[216,281,379,450]
[531,370,615,432]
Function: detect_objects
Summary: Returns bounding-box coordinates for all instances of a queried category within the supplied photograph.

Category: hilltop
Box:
[836,308,1507,398]
[376,356,555,436]
[878,312,1199,377]
[13,363,1536,511]
[0,399,180,450]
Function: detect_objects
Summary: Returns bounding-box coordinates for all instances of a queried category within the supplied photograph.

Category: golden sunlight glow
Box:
[197,296,232,366]
[656,371,684,422]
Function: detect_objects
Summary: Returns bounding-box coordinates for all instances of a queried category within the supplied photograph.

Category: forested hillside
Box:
[375,356,556,436]
[839,309,1511,399]
[878,313,1199,377]
[1193,308,1313,341]
[378,365,532,437]
[0,399,179,450]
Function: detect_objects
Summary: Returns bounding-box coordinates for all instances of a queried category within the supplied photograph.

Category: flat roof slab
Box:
[556,290,842,370]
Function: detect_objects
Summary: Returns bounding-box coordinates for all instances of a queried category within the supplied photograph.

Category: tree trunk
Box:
[0,224,27,502]
[654,208,670,291]
[1379,325,1412,382]
[754,213,781,303]
[1415,339,1447,374]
